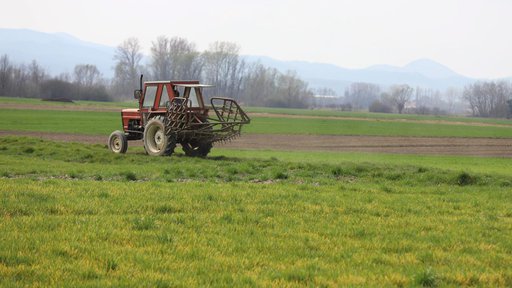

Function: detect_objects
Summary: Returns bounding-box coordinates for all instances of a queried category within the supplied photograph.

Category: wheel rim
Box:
[111,136,122,152]
[155,130,164,147]
[147,125,164,153]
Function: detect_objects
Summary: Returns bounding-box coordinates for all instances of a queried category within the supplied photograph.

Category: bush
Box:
[40,79,75,100]
[456,172,475,186]
[369,100,393,113]
[415,267,439,287]
[339,103,352,111]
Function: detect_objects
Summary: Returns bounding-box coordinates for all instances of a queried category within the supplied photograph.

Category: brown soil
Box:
[1,130,511,157]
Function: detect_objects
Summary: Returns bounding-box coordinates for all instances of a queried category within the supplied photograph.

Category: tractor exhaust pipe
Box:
[134,74,144,100]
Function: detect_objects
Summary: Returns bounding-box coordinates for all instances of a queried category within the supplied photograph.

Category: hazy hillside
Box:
[245,56,475,94]
[1,28,479,93]
[0,28,116,78]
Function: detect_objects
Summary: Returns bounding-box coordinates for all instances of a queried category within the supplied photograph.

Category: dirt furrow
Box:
[1,130,511,157]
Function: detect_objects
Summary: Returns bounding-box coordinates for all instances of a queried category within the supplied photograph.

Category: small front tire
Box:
[108,130,128,154]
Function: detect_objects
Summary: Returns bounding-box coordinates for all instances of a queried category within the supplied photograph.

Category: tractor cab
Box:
[122,80,211,138]
[137,80,210,114]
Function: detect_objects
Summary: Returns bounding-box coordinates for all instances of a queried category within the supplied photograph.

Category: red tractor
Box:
[108,76,250,157]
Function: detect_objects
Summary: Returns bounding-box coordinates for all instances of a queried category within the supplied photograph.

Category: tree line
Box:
[111,37,313,108]
[463,81,512,118]
[328,82,454,115]
[329,80,511,118]
[1,35,512,117]
[0,55,110,101]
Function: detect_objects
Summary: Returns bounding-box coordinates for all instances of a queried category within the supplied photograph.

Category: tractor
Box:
[108,75,250,157]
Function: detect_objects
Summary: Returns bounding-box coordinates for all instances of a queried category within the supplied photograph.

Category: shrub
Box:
[106,258,118,273]
[415,268,438,287]
[273,171,289,180]
[369,100,393,113]
[456,172,475,186]
[123,171,137,181]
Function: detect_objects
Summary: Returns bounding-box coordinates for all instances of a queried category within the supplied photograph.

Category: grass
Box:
[0,109,120,135]
[2,107,512,138]
[0,137,512,286]
[211,149,512,177]
[1,97,512,286]
[0,95,137,109]
[247,116,512,138]
[246,106,512,126]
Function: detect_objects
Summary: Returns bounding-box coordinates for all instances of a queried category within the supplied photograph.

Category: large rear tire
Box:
[182,140,212,157]
[143,116,176,156]
[108,130,128,154]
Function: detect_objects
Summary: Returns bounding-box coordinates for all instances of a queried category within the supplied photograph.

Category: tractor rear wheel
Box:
[108,130,128,154]
[143,116,176,156]
[182,140,212,157]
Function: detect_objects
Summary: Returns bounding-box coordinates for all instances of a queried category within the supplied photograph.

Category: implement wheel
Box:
[143,116,176,156]
[182,140,212,157]
[108,130,128,154]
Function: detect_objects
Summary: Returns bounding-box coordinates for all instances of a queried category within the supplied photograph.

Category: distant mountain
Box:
[244,56,475,94]
[368,58,461,79]
[0,28,116,77]
[0,28,483,94]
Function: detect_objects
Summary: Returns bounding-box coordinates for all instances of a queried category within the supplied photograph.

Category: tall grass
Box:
[0,137,511,286]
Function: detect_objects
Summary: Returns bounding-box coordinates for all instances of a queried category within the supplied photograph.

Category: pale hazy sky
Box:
[1,0,511,79]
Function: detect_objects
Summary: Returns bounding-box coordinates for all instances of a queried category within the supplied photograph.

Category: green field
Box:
[2,108,512,139]
[2,97,512,286]
[1,137,511,287]
[0,96,137,109]
[247,106,512,126]
[3,96,512,127]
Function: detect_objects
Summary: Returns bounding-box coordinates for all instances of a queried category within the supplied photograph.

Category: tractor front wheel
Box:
[143,116,176,156]
[108,130,128,154]
[182,141,212,157]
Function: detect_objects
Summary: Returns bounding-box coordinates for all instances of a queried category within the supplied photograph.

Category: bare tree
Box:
[150,36,202,81]
[0,56,47,98]
[314,87,337,97]
[11,64,28,97]
[507,99,512,118]
[113,38,143,98]
[241,63,279,106]
[463,81,512,117]
[150,36,172,80]
[72,64,109,101]
[74,64,101,87]
[346,82,380,110]
[202,41,243,99]
[239,63,312,108]
[444,87,461,114]
[168,37,196,80]
[28,60,46,85]
[389,84,413,114]
[0,54,13,96]
[179,51,203,80]
[275,70,312,108]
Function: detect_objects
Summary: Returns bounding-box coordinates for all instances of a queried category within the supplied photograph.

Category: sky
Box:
[1,0,511,79]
